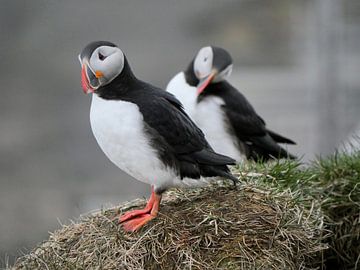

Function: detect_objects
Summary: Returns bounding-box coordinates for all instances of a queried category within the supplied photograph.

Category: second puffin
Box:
[167,46,296,162]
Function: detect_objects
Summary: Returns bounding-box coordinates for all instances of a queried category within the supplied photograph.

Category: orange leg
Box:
[119,186,162,232]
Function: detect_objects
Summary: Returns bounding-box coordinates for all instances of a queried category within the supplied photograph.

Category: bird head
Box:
[193,46,233,95]
[78,41,124,94]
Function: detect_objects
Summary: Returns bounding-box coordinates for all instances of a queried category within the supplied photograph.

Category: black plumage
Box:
[197,80,296,161]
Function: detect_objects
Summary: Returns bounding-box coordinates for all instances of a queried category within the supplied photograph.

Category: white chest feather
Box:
[194,97,244,162]
[166,74,244,162]
[166,72,197,117]
[89,94,175,187]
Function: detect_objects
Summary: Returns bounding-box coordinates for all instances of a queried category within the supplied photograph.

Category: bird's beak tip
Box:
[78,54,83,66]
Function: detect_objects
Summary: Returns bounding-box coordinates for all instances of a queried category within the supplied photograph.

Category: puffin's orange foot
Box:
[119,186,162,232]
[119,208,151,223]
[122,214,155,232]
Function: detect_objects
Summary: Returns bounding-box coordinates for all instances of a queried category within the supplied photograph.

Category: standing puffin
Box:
[78,41,238,232]
[166,46,296,162]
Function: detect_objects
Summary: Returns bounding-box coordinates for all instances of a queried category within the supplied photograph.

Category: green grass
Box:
[236,150,360,269]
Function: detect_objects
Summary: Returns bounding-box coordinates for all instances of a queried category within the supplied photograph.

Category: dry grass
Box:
[14,150,360,270]
[12,179,324,270]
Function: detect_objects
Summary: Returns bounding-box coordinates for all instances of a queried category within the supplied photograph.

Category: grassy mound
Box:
[12,151,360,269]
[13,182,323,269]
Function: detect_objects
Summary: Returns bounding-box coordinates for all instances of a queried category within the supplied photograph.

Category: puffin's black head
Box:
[191,46,233,95]
[78,41,125,94]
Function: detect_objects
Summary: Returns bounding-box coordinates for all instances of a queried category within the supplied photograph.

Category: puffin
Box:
[166,46,296,162]
[78,41,238,232]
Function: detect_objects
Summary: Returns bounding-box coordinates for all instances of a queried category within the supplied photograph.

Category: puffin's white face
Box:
[79,43,124,94]
[193,46,214,80]
[193,46,233,94]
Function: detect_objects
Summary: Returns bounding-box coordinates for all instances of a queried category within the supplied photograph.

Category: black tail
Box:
[267,129,296,145]
[246,134,297,161]
[179,148,238,183]
[194,149,239,184]
[200,164,239,184]
[192,149,236,166]
[247,146,296,161]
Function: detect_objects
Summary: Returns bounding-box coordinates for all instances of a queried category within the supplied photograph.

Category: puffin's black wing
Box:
[130,86,237,181]
[201,81,296,160]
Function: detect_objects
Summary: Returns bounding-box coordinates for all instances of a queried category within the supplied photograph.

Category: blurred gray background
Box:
[1,0,359,266]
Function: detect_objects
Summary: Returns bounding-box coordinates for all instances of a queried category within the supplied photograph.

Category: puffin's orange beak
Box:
[196,71,216,95]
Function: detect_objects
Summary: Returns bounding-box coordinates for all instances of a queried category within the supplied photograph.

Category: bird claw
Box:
[118,186,161,232]
[121,214,155,232]
[119,208,151,223]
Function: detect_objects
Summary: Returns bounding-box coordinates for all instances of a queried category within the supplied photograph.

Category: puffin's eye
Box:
[98,52,106,61]
[204,57,208,62]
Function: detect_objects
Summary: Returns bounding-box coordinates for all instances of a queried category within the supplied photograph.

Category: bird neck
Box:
[196,81,227,103]
[95,57,140,100]
[184,60,199,86]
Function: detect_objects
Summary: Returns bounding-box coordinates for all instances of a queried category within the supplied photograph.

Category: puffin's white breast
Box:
[89,94,175,187]
[166,72,197,118]
[166,73,244,162]
[194,96,244,162]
